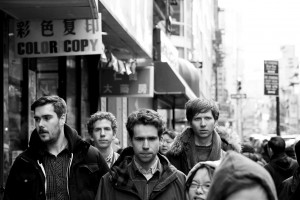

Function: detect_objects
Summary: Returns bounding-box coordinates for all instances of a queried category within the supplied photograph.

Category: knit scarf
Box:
[184,128,222,169]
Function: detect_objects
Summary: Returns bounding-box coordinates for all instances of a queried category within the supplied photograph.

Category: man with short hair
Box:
[264,136,298,194]
[4,95,109,200]
[167,98,225,175]
[95,108,186,200]
[87,111,120,167]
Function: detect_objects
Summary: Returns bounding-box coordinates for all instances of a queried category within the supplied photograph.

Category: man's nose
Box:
[200,119,206,126]
[143,139,149,149]
[100,129,106,137]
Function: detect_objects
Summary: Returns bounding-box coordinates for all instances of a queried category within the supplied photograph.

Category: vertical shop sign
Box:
[15,15,102,57]
[264,60,279,95]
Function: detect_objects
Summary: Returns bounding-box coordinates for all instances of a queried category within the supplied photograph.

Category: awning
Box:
[0,0,98,20]
[154,62,198,109]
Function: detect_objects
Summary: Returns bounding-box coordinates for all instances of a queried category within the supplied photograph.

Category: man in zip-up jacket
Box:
[4,95,109,200]
[95,108,186,200]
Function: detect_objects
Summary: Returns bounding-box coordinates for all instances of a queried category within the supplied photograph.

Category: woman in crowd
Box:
[159,129,176,155]
[185,161,220,200]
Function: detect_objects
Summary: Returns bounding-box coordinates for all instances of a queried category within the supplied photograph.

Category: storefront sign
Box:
[14,15,102,57]
[100,67,154,97]
[264,60,279,95]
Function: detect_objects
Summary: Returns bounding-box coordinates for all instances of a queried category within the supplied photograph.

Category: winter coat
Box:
[166,127,225,175]
[206,151,278,200]
[264,153,298,193]
[4,124,109,200]
[95,147,186,200]
[278,168,300,200]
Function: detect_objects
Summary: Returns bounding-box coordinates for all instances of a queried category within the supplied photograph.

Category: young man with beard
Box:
[167,98,226,175]
[87,111,120,167]
[95,108,186,200]
[4,95,109,200]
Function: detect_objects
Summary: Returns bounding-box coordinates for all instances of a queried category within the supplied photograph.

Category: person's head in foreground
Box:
[185,160,220,200]
[206,151,277,200]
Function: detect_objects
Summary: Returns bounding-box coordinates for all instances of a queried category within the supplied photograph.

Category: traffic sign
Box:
[231,93,247,99]
[264,60,279,95]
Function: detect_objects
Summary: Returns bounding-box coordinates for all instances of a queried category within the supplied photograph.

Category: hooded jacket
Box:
[4,124,109,200]
[185,160,220,200]
[95,147,186,200]
[166,127,225,175]
[264,153,298,193]
[206,151,277,200]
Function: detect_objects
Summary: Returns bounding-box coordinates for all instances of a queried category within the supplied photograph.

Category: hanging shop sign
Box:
[14,15,102,57]
[100,66,154,97]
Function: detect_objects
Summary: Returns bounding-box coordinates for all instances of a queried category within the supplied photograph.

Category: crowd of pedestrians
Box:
[3,95,300,200]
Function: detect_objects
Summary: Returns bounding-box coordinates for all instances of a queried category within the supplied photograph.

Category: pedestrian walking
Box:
[4,95,109,200]
[279,139,300,200]
[167,98,225,175]
[159,129,176,155]
[95,108,186,200]
[87,111,120,167]
[185,160,220,200]
[264,136,298,195]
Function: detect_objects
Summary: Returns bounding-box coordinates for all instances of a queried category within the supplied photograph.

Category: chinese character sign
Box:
[14,15,102,57]
[101,66,154,97]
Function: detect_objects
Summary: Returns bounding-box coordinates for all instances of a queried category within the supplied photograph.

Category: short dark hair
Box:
[295,140,300,164]
[31,95,67,118]
[185,98,219,122]
[87,111,117,135]
[126,108,165,139]
[162,129,177,139]
[268,136,285,155]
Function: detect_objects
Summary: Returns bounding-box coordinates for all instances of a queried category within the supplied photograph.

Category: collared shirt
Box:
[105,148,120,168]
[43,147,71,200]
[134,156,159,181]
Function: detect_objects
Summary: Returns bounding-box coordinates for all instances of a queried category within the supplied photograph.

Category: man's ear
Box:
[59,114,66,125]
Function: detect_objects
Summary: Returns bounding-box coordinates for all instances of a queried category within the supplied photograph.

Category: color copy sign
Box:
[14,15,102,57]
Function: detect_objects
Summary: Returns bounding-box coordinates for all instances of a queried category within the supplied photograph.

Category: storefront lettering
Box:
[17,41,58,55]
[64,39,98,52]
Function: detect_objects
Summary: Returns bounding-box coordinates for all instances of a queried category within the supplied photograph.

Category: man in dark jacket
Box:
[264,136,298,195]
[279,139,300,200]
[4,95,109,200]
[95,108,186,200]
[167,98,225,175]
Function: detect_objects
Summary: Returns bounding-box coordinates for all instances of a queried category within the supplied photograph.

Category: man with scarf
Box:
[167,98,226,175]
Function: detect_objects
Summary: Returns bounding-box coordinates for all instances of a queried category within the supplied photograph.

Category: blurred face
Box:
[225,185,268,200]
[190,111,216,139]
[34,104,65,144]
[91,119,115,150]
[131,124,160,170]
[188,167,211,200]
[159,134,174,155]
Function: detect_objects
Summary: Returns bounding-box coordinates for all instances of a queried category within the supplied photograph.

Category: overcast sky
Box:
[220,0,300,98]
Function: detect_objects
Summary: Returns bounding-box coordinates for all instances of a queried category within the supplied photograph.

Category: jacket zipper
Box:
[67,153,73,200]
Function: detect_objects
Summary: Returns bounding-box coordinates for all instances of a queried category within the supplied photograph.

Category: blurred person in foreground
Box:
[264,136,298,194]
[167,98,225,175]
[4,95,109,200]
[206,151,277,200]
[95,108,186,200]
[185,160,220,200]
[279,139,300,200]
[159,129,176,155]
[87,111,120,168]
